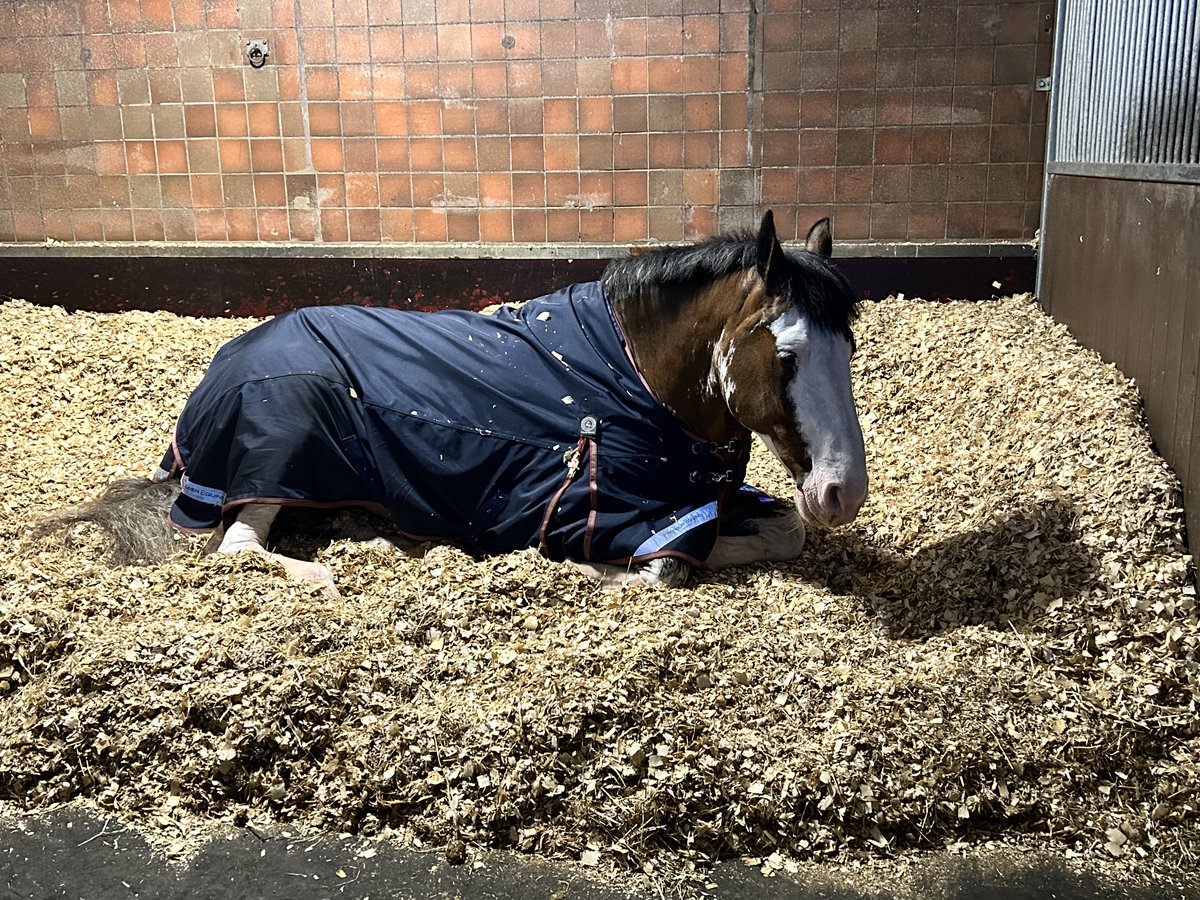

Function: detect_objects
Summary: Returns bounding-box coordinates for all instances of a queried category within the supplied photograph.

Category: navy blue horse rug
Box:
[157,282,755,567]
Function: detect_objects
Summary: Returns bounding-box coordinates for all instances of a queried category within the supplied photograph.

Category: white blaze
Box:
[767,309,867,526]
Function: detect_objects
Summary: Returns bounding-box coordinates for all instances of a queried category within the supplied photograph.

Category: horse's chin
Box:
[794,487,820,527]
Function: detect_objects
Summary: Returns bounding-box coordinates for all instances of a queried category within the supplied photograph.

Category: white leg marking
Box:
[703,514,805,570]
[217,504,339,597]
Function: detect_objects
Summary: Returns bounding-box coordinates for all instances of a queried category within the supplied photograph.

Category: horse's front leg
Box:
[216,504,339,597]
[702,512,805,570]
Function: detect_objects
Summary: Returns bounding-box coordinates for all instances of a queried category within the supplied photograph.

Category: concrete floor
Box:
[2,808,1196,900]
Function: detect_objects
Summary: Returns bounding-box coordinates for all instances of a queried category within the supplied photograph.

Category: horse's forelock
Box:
[784,249,860,342]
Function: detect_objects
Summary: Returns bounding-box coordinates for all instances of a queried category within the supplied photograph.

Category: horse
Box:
[40,211,867,592]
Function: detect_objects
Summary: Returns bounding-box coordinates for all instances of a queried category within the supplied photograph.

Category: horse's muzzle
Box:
[795,473,867,529]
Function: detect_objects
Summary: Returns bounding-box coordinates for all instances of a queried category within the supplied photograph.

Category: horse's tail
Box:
[34,478,184,565]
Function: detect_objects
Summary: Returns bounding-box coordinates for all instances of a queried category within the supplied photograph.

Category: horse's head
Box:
[715,212,868,529]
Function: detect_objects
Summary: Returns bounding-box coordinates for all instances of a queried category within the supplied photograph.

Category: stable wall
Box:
[0,0,1052,247]
[1039,174,1200,550]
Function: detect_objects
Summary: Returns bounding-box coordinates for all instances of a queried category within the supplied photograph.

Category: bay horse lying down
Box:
[45,212,867,591]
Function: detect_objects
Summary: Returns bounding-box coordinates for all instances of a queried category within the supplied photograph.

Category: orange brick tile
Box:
[99,208,135,241]
[578,97,612,133]
[614,170,648,206]
[479,172,511,206]
[413,208,447,241]
[546,172,579,205]
[611,19,646,55]
[310,137,343,172]
[42,209,74,242]
[684,170,717,205]
[252,173,286,206]
[156,139,187,173]
[160,174,193,207]
[345,172,379,207]
[342,102,376,136]
[373,65,405,99]
[380,207,415,242]
[28,108,61,142]
[72,210,104,240]
[87,71,120,106]
[647,57,685,94]
[94,141,126,175]
[544,98,577,134]
[132,210,165,242]
[339,67,372,101]
[443,136,477,171]
[375,102,408,137]
[540,21,575,58]
[478,208,512,241]
[579,209,613,242]
[685,206,716,239]
[509,136,544,171]
[410,173,445,205]
[511,172,544,207]
[126,140,157,174]
[317,173,346,206]
[246,103,279,137]
[258,208,290,241]
[544,135,578,171]
[406,100,441,135]
[339,28,371,64]
[250,138,284,171]
[289,208,319,242]
[408,137,442,171]
[470,22,506,60]
[377,138,410,171]
[447,210,480,242]
[218,139,251,172]
[442,103,475,135]
[576,58,612,97]
[612,58,648,94]
[683,15,720,53]
[191,174,224,207]
[613,207,649,242]
[512,209,546,241]
[215,105,248,137]
[306,66,339,100]
[546,209,580,241]
[205,0,239,29]
[308,102,341,136]
[507,61,541,96]
[648,134,683,168]
[343,137,377,172]
[212,68,245,101]
[379,173,412,206]
[320,209,349,241]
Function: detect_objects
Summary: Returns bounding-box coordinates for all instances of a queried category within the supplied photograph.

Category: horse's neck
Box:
[613,279,747,443]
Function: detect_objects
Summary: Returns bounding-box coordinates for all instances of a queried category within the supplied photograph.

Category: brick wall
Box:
[0,0,1052,245]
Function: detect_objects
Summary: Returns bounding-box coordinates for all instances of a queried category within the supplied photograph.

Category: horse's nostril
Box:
[821,482,844,516]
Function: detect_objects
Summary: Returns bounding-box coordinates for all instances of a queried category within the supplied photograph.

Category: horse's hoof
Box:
[641,556,692,587]
[276,556,340,598]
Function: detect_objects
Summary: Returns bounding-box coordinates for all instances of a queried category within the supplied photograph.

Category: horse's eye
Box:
[777,350,797,373]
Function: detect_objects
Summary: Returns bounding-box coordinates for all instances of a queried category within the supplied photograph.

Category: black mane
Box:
[600,232,859,339]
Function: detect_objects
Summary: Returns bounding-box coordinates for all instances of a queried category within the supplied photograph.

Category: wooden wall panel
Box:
[1040,173,1200,550]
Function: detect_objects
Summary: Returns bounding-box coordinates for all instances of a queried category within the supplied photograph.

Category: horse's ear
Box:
[804,217,833,259]
[755,210,787,292]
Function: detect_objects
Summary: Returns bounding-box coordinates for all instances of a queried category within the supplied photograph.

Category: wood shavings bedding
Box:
[0,295,1194,893]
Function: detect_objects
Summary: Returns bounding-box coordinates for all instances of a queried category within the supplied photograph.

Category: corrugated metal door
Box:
[1044,0,1199,185]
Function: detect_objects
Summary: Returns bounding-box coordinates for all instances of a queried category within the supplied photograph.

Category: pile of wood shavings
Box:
[0,295,1195,891]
